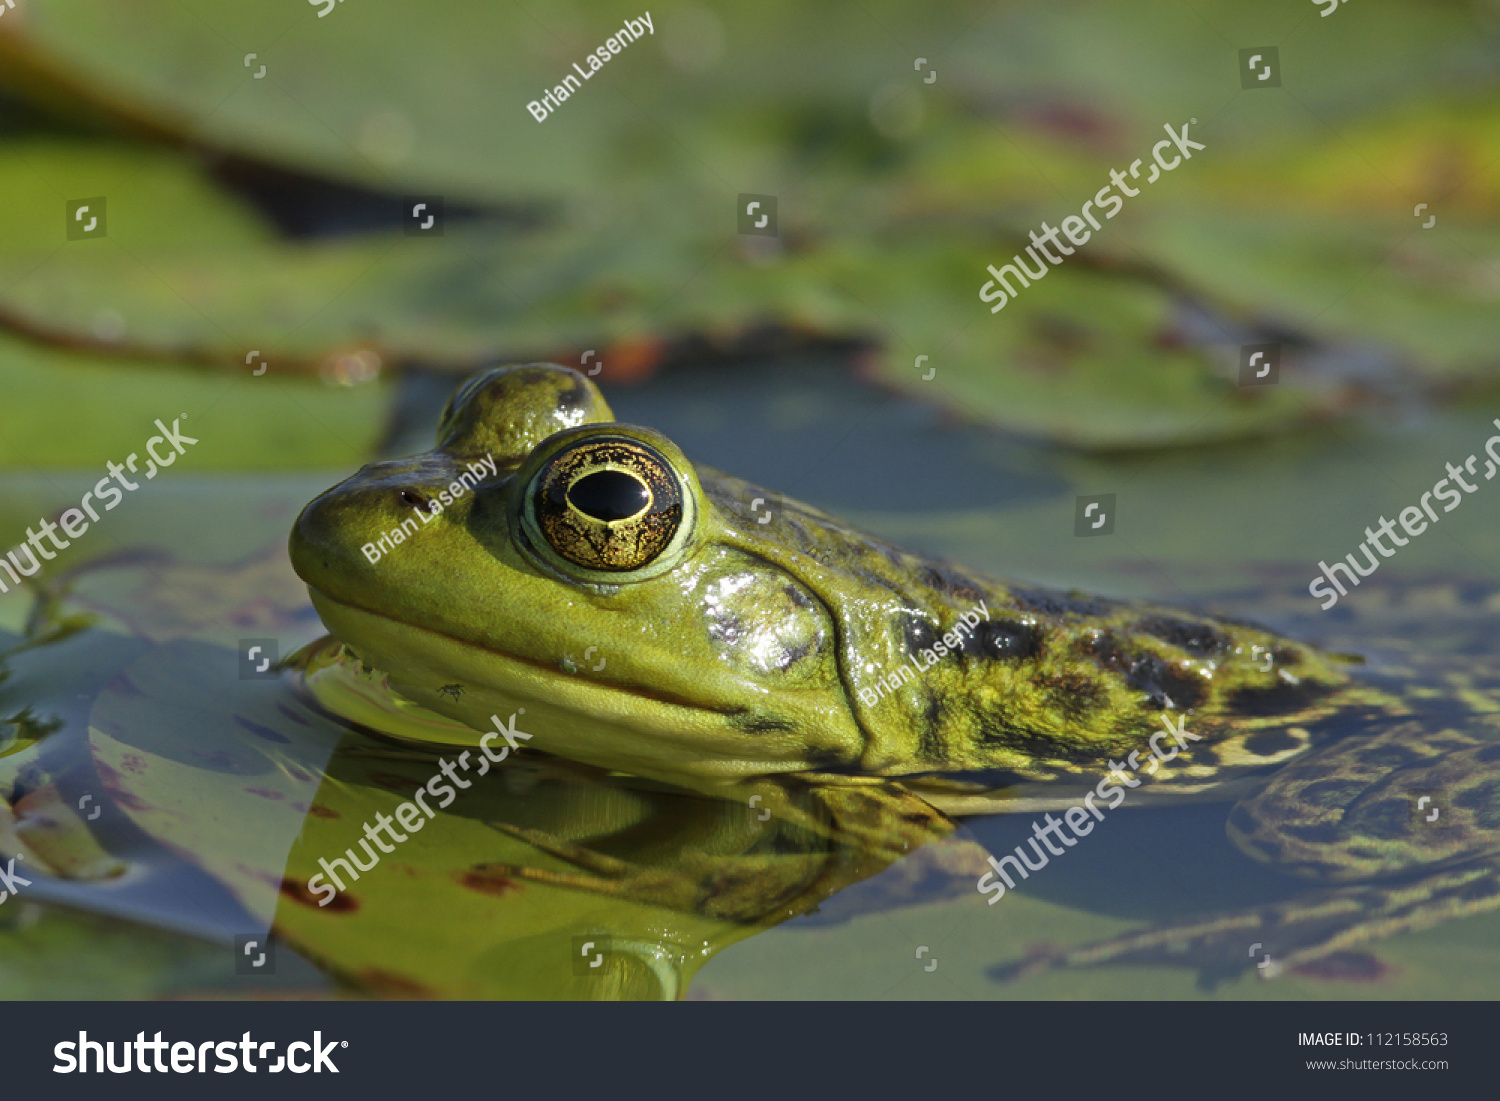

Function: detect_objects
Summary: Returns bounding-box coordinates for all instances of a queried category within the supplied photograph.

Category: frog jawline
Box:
[304,587,719,713]
[301,588,811,783]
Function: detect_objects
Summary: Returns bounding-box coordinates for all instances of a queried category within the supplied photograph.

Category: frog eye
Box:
[526,435,687,575]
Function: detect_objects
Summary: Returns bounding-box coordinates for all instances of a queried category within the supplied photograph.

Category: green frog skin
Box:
[289,363,1500,981]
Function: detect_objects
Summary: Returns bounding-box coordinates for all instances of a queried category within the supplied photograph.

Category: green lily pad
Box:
[0,0,1002,204]
[0,138,1309,451]
[0,0,1493,456]
[1134,210,1500,380]
[788,235,1331,450]
[0,138,494,366]
[0,330,388,468]
[2,0,1488,205]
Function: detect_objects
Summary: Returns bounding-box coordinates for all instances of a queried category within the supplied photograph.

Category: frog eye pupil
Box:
[529,434,687,575]
[567,470,649,521]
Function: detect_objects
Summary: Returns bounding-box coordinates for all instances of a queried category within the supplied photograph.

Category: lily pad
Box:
[0,330,388,468]
[0,139,1319,451]
[1134,210,1500,380]
[84,638,890,997]
[0,0,1493,464]
[0,0,1001,204]
[1,0,1489,205]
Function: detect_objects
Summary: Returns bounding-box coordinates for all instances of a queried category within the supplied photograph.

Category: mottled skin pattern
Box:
[290,364,1500,981]
[703,471,1363,794]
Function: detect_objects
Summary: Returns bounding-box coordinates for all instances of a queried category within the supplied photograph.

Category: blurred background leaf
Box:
[0,0,1492,449]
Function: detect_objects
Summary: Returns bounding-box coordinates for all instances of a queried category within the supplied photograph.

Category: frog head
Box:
[293,364,1355,798]
[290,364,873,788]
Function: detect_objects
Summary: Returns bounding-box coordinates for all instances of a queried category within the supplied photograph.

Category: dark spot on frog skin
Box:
[555,376,589,412]
[907,613,1041,664]
[1226,678,1334,717]
[902,614,936,655]
[1300,705,1394,744]
[975,711,1100,764]
[244,787,285,800]
[1242,729,1304,757]
[1473,744,1500,764]
[976,620,1043,661]
[234,716,291,744]
[706,613,745,647]
[1132,615,1231,657]
[1271,646,1303,669]
[778,638,818,670]
[121,753,148,774]
[916,691,947,764]
[732,714,797,735]
[280,875,358,911]
[308,803,341,819]
[1080,633,1207,710]
[918,565,985,604]
[460,865,523,897]
[760,830,804,857]
[1009,585,1118,619]
[1034,671,1106,721]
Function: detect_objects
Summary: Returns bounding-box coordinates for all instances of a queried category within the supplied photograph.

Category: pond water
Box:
[3,356,1498,999]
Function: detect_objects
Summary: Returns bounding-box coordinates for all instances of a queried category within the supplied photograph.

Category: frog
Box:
[288,362,1500,983]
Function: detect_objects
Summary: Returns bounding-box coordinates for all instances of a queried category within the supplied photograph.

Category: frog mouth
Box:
[300,587,828,785]
[305,587,730,716]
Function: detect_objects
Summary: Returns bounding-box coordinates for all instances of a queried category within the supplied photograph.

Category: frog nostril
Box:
[400,490,432,513]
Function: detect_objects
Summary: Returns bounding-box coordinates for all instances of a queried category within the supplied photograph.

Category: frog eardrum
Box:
[521,430,694,579]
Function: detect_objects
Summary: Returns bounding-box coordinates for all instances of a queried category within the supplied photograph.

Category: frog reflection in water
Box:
[289,364,1500,982]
